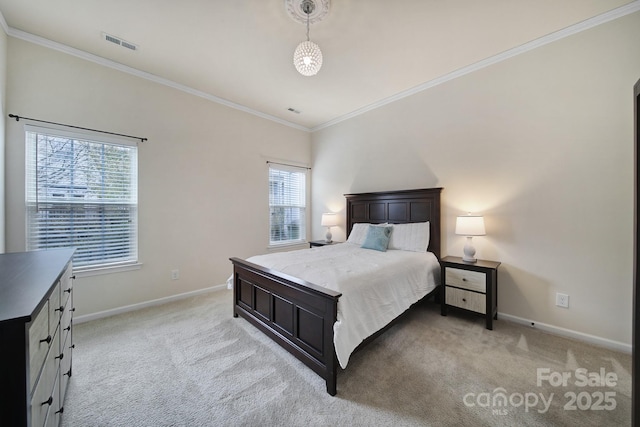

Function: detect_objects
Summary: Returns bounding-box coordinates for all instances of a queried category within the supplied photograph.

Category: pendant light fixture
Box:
[292,0,323,76]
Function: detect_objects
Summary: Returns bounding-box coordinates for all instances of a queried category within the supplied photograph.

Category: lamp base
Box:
[325,228,332,243]
[462,237,477,263]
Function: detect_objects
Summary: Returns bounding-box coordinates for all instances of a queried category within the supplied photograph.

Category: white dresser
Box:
[0,249,75,426]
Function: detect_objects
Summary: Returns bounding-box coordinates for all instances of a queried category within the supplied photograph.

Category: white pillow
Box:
[388,221,430,252]
[346,223,370,245]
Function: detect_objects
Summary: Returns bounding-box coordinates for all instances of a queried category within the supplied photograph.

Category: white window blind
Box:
[269,164,307,245]
[25,126,138,269]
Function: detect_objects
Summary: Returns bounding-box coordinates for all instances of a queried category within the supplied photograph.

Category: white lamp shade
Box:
[455,215,486,236]
[321,213,338,227]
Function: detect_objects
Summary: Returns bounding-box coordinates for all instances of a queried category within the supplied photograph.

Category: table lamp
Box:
[455,214,486,262]
[321,213,338,243]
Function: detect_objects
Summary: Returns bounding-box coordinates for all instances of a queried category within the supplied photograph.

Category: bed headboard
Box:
[344,188,443,259]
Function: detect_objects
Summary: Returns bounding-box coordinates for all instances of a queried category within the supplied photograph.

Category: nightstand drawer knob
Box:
[462,278,467,281]
[462,298,467,302]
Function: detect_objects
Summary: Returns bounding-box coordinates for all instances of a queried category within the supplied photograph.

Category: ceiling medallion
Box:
[285,0,330,25]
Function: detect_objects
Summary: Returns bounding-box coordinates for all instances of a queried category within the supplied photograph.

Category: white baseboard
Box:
[499,312,631,354]
[74,284,228,324]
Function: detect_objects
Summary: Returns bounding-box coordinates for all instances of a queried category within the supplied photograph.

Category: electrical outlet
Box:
[171,269,180,280]
[556,293,569,308]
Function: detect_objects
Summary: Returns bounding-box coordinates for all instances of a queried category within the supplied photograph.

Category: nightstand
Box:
[309,240,341,248]
[440,256,501,330]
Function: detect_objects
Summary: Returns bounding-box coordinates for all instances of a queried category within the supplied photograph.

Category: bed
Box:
[229,187,442,395]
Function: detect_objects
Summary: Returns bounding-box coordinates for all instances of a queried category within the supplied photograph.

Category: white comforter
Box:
[240,242,440,369]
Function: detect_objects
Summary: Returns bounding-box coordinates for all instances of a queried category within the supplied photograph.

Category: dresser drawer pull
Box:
[71,275,76,280]
[64,288,72,294]
[56,407,64,415]
[70,344,76,350]
[64,325,71,332]
[55,352,64,361]
[55,305,64,312]
[71,308,76,312]
[462,278,467,281]
[64,369,72,377]
[40,335,52,344]
[462,298,467,302]
[42,396,53,406]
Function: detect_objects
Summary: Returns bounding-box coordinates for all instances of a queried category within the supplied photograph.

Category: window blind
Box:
[25,127,138,269]
[269,164,307,245]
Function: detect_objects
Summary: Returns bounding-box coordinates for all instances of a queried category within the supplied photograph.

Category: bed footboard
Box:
[229,257,342,396]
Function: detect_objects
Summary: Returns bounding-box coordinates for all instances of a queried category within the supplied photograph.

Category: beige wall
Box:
[3,10,637,347]
[311,12,640,346]
[5,38,311,316]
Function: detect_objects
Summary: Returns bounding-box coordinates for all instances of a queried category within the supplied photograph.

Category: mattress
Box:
[239,242,441,368]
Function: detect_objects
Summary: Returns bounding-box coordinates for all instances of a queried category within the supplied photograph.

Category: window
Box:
[25,126,138,270]
[269,164,307,246]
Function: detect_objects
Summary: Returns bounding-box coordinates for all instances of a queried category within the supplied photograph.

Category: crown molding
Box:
[3,25,311,133]
[311,0,640,132]
[2,2,638,134]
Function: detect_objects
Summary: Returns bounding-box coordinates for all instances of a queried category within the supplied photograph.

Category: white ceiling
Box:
[0,0,636,131]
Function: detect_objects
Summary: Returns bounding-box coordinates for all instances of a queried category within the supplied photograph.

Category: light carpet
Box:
[61,290,631,426]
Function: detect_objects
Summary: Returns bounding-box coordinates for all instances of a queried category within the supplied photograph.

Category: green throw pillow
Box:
[361,225,392,252]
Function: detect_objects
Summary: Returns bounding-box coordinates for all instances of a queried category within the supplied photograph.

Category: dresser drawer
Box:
[31,331,60,427]
[43,369,62,427]
[445,267,486,293]
[28,301,50,391]
[60,329,73,401]
[445,287,486,315]
[61,288,73,347]
[60,264,73,309]
[49,280,62,329]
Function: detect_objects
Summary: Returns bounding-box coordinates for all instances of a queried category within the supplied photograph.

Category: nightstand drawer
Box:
[445,267,486,293]
[445,287,486,314]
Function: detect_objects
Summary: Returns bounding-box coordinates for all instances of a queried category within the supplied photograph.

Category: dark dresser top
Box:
[0,249,75,324]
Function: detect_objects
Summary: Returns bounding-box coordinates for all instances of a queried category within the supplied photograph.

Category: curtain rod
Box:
[8,114,148,143]
[266,160,310,170]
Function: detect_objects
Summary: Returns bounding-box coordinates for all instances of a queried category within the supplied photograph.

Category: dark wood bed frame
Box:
[229,187,442,395]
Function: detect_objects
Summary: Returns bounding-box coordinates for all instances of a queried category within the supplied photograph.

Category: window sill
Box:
[267,241,308,251]
[74,262,143,278]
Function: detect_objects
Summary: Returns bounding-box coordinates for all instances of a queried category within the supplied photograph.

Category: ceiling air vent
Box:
[102,32,138,51]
